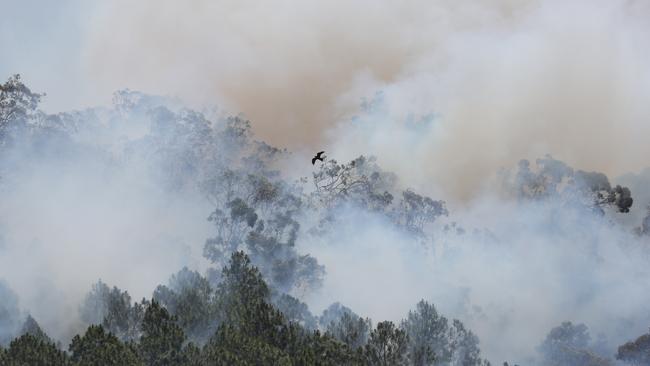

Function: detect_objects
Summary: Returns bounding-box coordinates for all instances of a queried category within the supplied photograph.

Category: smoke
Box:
[0,112,213,341]
[3,0,650,364]
[70,0,650,199]
[4,0,650,198]
[303,194,650,363]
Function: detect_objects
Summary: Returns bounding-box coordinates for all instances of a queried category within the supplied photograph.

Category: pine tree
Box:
[69,325,142,366]
[139,300,186,365]
[365,321,409,366]
[2,333,69,366]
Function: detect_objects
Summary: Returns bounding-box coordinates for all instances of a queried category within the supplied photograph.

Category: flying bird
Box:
[312,151,325,165]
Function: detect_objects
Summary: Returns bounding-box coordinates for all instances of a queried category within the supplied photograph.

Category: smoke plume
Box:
[3,1,650,364]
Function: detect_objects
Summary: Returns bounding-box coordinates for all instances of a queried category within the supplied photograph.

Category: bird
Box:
[312,151,325,165]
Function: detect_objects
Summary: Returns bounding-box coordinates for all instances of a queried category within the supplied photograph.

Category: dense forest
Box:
[1,74,650,366]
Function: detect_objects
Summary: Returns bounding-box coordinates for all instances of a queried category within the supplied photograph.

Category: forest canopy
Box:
[1,74,650,366]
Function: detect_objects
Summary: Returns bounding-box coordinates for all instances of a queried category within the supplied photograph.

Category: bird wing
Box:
[311,157,317,165]
[316,151,325,158]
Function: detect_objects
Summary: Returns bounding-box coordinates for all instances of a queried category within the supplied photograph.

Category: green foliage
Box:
[204,251,361,365]
[201,325,293,366]
[217,251,271,315]
[2,333,69,366]
[182,342,203,366]
[401,300,447,365]
[80,281,146,342]
[272,292,318,330]
[293,330,364,366]
[323,308,371,350]
[153,268,216,344]
[201,251,353,365]
[139,300,186,365]
[0,77,499,365]
[69,325,143,366]
[364,321,409,366]
[399,300,491,366]
[0,252,492,366]
[215,251,292,347]
[203,169,323,294]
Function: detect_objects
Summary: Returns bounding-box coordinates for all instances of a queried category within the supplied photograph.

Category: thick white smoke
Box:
[0,119,214,341]
[303,195,650,363]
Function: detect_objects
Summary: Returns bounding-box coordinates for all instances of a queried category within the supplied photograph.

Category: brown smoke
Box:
[82,0,650,199]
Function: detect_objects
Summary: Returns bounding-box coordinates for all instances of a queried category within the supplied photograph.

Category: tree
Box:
[538,322,611,366]
[203,251,363,365]
[217,251,271,320]
[395,190,447,237]
[139,300,186,365]
[272,292,318,330]
[0,74,43,142]
[294,329,364,366]
[0,281,21,346]
[401,300,449,365]
[449,319,485,366]
[203,171,324,294]
[246,224,325,294]
[182,342,203,366]
[203,252,312,364]
[79,280,145,341]
[617,329,650,365]
[203,197,258,267]
[312,155,397,211]
[508,156,633,214]
[364,321,409,366]
[20,315,51,344]
[69,325,143,366]
[326,312,371,351]
[312,155,447,240]
[1,333,69,366]
[320,303,371,350]
[399,300,491,366]
[201,325,293,366]
[215,251,294,349]
[153,267,216,344]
